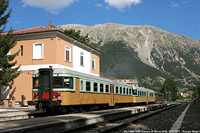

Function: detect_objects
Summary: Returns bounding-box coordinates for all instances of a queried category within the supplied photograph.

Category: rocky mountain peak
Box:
[58,23,200,90]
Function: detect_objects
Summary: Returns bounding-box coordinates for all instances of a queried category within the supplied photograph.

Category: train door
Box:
[146,91,149,104]
[110,84,115,106]
[38,68,53,101]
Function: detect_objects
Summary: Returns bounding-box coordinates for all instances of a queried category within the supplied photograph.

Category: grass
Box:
[181,101,200,131]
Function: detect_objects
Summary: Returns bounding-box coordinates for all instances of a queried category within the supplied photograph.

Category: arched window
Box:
[33,42,43,59]
[65,45,71,62]
[80,52,84,66]
[92,56,95,69]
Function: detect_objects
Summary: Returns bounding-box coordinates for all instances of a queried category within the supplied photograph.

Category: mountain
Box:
[57,23,200,91]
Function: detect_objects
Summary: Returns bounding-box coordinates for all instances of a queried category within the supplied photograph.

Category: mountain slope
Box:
[58,23,200,90]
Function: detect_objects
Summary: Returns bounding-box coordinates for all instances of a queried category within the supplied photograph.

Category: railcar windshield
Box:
[64,77,73,89]
[52,77,73,89]
[43,73,50,87]
[53,77,63,88]
[33,77,39,88]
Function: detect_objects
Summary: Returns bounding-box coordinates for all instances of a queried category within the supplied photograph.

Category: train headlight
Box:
[55,92,60,97]
[34,92,39,99]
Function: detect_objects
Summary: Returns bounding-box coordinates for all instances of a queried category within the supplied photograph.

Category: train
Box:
[32,68,164,112]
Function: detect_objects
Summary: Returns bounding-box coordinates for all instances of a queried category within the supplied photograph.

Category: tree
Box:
[0,0,20,86]
[64,29,100,49]
[64,29,90,44]
[194,81,200,98]
[161,77,177,101]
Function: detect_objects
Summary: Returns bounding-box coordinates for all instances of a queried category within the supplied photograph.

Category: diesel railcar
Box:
[155,92,164,103]
[32,68,162,112]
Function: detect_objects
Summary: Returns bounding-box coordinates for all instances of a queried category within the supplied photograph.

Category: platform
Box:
[0,105,36,122]
[0,106,149,133]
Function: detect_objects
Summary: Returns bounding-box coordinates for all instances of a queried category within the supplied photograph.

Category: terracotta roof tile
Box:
[12,26,57,35]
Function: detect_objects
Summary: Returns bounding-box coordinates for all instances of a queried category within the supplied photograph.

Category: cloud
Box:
[95,3,103,7]
[105,0,142,9]
[171,1,186,8]
[21,0,76,14]
[171,2,180,8]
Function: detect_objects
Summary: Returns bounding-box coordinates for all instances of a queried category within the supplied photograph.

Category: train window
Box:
[94,82,98,92]
[129,89,131,95]
[43,74,50,87]
[64,77,73,89]
[126,88,128,95]
[116,86,119,94]
[53,77,63,88]
[100,84,104,92]
[86,81,91,91]
[80,80,84,90]
[123,87,125,94]
[120,87,122,94]
[106,85,109,93]
[133,90,137,95]
[33,77,39,88]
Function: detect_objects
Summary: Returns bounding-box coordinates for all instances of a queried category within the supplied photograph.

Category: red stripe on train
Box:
[42,92,50,99]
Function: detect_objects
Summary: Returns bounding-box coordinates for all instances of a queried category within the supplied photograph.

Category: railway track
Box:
[63,103,179,133]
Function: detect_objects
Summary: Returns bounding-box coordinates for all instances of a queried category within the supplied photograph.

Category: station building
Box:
[0,26,101,101]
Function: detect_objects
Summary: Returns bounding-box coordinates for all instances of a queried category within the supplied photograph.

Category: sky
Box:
[5,0,200,40]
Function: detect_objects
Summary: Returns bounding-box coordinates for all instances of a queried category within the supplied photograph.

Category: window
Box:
[126,88,128,95]
[123,87,125,94]
[116,86,119,94]
[120,87,122,94]
[80,80,84,90]
[53,77,63,88]
[86,81,90,91]
[21,45,23,56]
[65,46,71,62]
[64,77,73,89]
[80,52,84,66]
[100,84,104,92]
[133,89,137,95]
[92,57,95,69]
[106,85,109,93]
[129,89,132,95]
[33,77,39,88]
[33,43,43,59]
[94,82,98,92]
